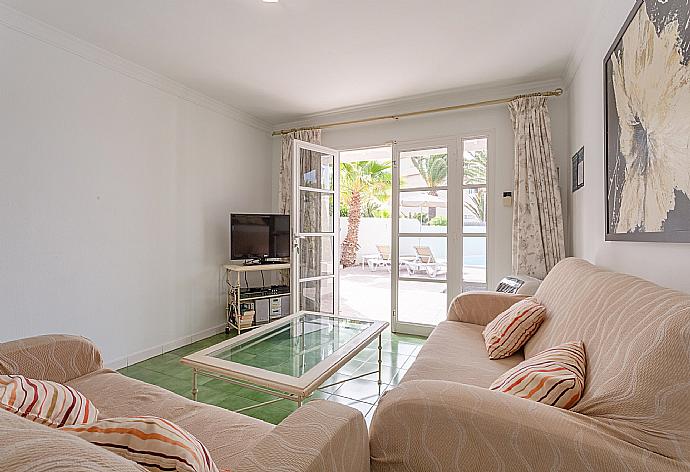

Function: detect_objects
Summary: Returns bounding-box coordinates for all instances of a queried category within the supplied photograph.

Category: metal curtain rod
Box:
[272,87,563,136]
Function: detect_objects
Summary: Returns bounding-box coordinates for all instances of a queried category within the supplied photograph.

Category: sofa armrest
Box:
[447,291,528,325]
[234,400,369,472]
[370,380,680,472]
[0,334,103,383]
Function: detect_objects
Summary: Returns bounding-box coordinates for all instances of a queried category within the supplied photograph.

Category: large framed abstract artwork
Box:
[604,0,690,242]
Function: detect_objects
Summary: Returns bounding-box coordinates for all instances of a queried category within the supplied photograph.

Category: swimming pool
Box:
[463,255,486,267]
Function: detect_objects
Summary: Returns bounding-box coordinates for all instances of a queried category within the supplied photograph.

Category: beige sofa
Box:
[370,258,690,472]
[0,335,370,472]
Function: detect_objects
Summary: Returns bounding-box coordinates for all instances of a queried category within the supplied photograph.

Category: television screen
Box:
[230,214,290,261]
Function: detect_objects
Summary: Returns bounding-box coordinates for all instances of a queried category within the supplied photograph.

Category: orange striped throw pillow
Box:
[490,341,586,409]
[0,374,99,428]
[61,416,219,472]
[482,297,546,359]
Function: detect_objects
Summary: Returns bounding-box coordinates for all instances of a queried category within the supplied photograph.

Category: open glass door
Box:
[391,138,460,335]
[291,140,340,315]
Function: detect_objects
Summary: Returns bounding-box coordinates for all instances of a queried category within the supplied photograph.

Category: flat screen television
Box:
[230,213,290,263]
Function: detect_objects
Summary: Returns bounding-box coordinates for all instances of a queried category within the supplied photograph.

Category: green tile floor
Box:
[118,328,426,426]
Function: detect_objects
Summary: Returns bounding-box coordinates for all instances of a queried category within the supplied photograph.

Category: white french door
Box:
[391,138,461,335]
[291,140,340,316]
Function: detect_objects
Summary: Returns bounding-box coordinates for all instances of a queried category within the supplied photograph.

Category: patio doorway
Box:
[338,146,393,323]
[337,137,489,334]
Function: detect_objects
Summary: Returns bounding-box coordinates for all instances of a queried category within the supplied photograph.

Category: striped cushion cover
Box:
[482,297,546,359]
[490,341,586,409]
[61,416,219,472]
[0,374,99,428]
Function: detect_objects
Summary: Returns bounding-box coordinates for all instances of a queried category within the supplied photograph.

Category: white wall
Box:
[0,19,273,366]
[272,80,570,290]
[567,0,690,294]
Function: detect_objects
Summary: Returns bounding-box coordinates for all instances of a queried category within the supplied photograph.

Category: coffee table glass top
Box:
[208,313,374,378]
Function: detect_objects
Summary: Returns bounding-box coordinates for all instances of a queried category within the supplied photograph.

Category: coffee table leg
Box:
[297,395,302,408]
[377,334,382,385]
[192,369,198,401]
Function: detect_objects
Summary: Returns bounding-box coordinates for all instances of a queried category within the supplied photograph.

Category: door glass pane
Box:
[299,236,334,278]
[399,148,448,189]
[397,279,446,325]
[463,138,487,185]
[399,190,447,230]
[300,278,334,314]
[463,188,486,233]
[398,236,447,281]
[300,149,334,191]
[463,236,487,291]
[300,191,334,233]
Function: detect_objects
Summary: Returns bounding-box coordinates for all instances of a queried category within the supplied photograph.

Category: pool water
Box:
[463,255,486,267]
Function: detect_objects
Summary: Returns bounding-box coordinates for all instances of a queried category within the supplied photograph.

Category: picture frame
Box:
[603,0,690,242]
[572,147,584,192]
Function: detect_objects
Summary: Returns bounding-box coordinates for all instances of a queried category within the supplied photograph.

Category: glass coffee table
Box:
[180,312,388,411]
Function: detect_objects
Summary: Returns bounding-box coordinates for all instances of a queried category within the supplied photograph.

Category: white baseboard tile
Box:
[105,356,128,371]
[103,324,226,370]
[127,345,165,367]
[191,324,226,343]
[161,336,192,354]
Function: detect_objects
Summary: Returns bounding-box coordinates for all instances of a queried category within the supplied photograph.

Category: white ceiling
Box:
[3,0,598,125]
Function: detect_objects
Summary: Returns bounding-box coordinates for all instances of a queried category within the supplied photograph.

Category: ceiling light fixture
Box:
[262,0,279,3]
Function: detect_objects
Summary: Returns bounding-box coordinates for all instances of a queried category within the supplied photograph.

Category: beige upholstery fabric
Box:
[447,291,528,326]
[235,400,369,472]
[371,380,687,472]
[0,408,145,472]
[402,321,522,388]
[0,334,103,383]
[527,258,690,461]
[68,369,273,471]
[371,258,690,472]
[0,333,371,471]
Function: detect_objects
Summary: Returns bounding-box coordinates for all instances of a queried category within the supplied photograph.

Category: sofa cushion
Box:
[0,374,99,428]
[67,369,273,471]
[62,416,219,472]
[528,258,690,460]
[0,408,145,471]
[0,334,103,384]
[482,298,546,359]
[402,321,523,388]
[490,341,586,409]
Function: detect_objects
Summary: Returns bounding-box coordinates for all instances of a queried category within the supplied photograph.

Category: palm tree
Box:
[340,161,392,267]
[463,149,487,184]
[464,150,487,224]
[464,189,486,222]
[410,154,447,218]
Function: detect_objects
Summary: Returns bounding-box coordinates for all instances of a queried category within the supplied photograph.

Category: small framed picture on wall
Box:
[572,147,584,192]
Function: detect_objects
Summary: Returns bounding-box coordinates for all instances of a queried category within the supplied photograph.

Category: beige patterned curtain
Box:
[279,129,322,215]
[508,97,565,279]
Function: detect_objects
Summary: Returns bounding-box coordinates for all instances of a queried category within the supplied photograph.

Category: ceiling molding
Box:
[273,77,566,132]
[0,2,272,132]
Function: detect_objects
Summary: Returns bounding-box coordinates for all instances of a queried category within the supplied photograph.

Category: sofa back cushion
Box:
[528,258,690,459]
[0,335,103,384]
